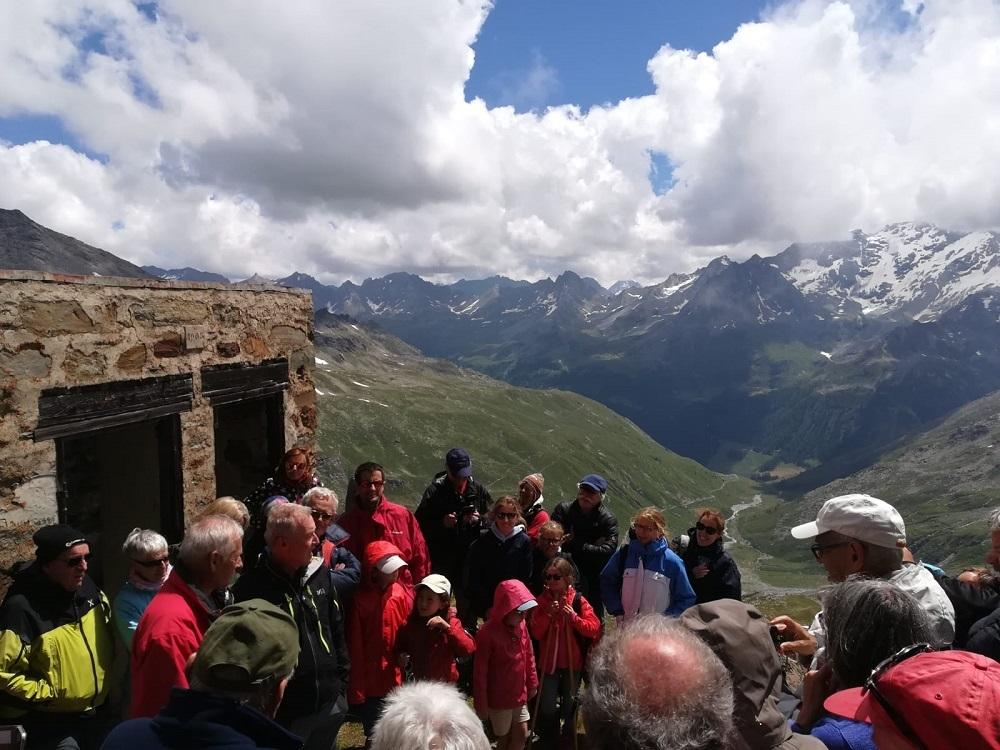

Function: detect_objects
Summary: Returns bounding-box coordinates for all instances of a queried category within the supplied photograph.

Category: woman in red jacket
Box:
[395,573,475,683]
[474,579,538,750]
[347,540,414,741]
[530,557,601,749]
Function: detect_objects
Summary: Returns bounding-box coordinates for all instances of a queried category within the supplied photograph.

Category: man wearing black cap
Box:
[415,448,492,625]
[0,524,115,750]
[101,599,303,750]
[552,474,618,620]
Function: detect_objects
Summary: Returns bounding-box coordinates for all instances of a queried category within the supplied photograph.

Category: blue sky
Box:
[466,1,773,111]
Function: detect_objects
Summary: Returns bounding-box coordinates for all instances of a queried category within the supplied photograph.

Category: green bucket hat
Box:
[191,599,300,694]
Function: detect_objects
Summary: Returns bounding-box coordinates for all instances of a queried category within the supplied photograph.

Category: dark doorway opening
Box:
[213,395,285,500]
[56,416,184,597]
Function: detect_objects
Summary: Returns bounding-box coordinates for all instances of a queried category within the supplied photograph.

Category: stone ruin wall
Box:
[0,271,316,569]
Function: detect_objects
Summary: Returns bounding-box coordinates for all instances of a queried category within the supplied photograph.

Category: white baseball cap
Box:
[790,493,907,549]
[375,554,408,575]
[417,574,452,597]
[516,599,538,613]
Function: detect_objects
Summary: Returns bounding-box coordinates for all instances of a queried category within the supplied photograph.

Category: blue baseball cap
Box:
[578,473,608,494]
[445,447,473,478]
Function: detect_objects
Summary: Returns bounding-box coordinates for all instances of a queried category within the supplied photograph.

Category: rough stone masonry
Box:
[0,270,316,575]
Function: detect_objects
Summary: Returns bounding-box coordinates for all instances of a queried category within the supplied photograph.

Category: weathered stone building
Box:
[0,270,316,593]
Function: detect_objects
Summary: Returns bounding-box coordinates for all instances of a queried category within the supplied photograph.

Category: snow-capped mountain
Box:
[774,223,1000,322]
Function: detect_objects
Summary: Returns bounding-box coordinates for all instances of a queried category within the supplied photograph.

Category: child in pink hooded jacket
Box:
[474,579,539,750]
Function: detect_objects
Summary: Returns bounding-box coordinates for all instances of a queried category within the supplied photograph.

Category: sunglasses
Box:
[862,643,932,750]
[360,480,385,488]
[133,557,170,568]
[809,541,850,560]
[696,522,720,535]
[544,573,563,581]
[62,554,91,568]
[311,511,334,522]
[496,512,518,520]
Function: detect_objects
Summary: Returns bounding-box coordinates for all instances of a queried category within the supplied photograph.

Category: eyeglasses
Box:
[810,541,851,560]
[862,643,932,750]
[540,537,562,545]
[696,522,720,535]
[133,557,169,568]
[311,511,334,522]
[544,573,563,581]
[496,512,518,520]
[62,554,90,568]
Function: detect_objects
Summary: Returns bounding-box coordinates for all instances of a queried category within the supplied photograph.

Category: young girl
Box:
[347,540,414,741]
[474,579,539,750]
[395,573,475,683]
[599,506,696,623]
[529,557,601,749]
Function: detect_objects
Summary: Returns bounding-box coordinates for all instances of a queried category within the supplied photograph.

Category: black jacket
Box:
[101,688,302,750]
[682,528,742,603]
[966,606,1000,661]
[415,472,493,581]
[464,526,533,620]
[550,500,618,579]
[231,554,349,727]
[931,570,1000,647]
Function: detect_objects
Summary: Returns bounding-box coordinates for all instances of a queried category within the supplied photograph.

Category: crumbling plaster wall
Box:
[0,271,316,570]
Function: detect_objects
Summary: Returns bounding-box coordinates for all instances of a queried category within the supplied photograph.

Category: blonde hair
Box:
[632,507,668,539]
[199,497,251,530]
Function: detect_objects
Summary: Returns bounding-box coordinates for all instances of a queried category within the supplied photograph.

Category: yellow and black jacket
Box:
[0,565,114,720]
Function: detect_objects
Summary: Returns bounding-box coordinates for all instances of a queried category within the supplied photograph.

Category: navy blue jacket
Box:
[100,688,302,750]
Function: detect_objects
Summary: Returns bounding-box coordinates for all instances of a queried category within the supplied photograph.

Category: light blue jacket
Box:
[112,580,159,648]
[600,537,696,619]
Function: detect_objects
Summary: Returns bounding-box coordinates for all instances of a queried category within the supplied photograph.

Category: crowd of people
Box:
[1,445,999,750]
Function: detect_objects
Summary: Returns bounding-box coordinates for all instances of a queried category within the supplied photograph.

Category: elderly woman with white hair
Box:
[111,527,171,648]
[371,682,490,750]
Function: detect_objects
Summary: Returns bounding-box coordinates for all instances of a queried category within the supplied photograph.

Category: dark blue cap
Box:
[578,473,608,494]
[445,447,473,478]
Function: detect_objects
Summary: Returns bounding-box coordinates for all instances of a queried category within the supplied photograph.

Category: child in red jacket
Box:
[530,556,601,748]
[347,540,414,741]
[474,579,539,750]
[395,573,475,683]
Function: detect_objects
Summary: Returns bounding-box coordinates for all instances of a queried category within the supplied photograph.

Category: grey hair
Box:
[371,682,490,750]
[824,576,934,688]
[990,508,1000,532]
[302,486,339,514]
[122,528,168,559]
[582,615,734,750]
[264,503,312,547]
[179,515,243,570]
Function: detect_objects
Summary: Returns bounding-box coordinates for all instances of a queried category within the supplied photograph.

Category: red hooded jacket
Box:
[395,605,475,684]
[346,541,414,705]
[529,585,601,674]
[473,580,539,715]
[338,496,430,590]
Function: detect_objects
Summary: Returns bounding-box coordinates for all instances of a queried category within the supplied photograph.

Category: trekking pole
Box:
[567,612,578,750]
[530,601,562,746]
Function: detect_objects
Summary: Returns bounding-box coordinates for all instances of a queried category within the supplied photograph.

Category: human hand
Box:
[443,513,458,528]
[426,615,449,631]
[769,615,817,657]
[797,662,834,730]
[466,510,480,525]
[562,603,575,618]
[692,564,709,579]
[334,563,346,571]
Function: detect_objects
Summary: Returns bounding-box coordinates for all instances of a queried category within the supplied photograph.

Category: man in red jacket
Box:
[338,461,430,590]
[130,515,243,718]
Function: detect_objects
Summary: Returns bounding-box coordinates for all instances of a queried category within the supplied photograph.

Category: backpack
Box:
[570,590,599,663]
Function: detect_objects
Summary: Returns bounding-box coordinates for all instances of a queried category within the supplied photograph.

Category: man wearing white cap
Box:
[771,493,954,664]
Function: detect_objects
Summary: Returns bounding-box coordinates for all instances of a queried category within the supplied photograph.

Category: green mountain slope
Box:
[742,389,1000,570]
[310,312,757,534]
